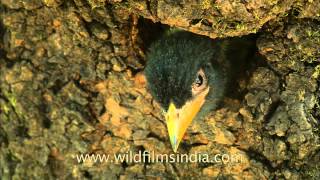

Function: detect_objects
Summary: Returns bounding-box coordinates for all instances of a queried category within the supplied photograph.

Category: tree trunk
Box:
[0,0,319,179]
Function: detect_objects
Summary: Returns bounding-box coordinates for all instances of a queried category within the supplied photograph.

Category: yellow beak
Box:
[165,88,209,152]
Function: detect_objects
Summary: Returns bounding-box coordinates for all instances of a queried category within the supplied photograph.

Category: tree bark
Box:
[0,0,319,179]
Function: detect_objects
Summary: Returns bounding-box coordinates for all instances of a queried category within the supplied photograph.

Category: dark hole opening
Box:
[137,17,261,103]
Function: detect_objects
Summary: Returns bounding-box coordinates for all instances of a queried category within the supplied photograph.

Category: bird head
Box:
[144,31,228,152]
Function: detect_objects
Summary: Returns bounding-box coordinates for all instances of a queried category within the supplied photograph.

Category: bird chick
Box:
[144,30,253,152]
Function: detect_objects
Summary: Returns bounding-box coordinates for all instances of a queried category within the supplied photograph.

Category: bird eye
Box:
[195,74,203,87]
[192,69,207,95]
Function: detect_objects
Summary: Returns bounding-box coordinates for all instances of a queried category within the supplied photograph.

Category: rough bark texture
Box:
[0,0,319,179]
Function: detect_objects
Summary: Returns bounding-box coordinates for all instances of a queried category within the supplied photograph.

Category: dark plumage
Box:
[144,30,255,152]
